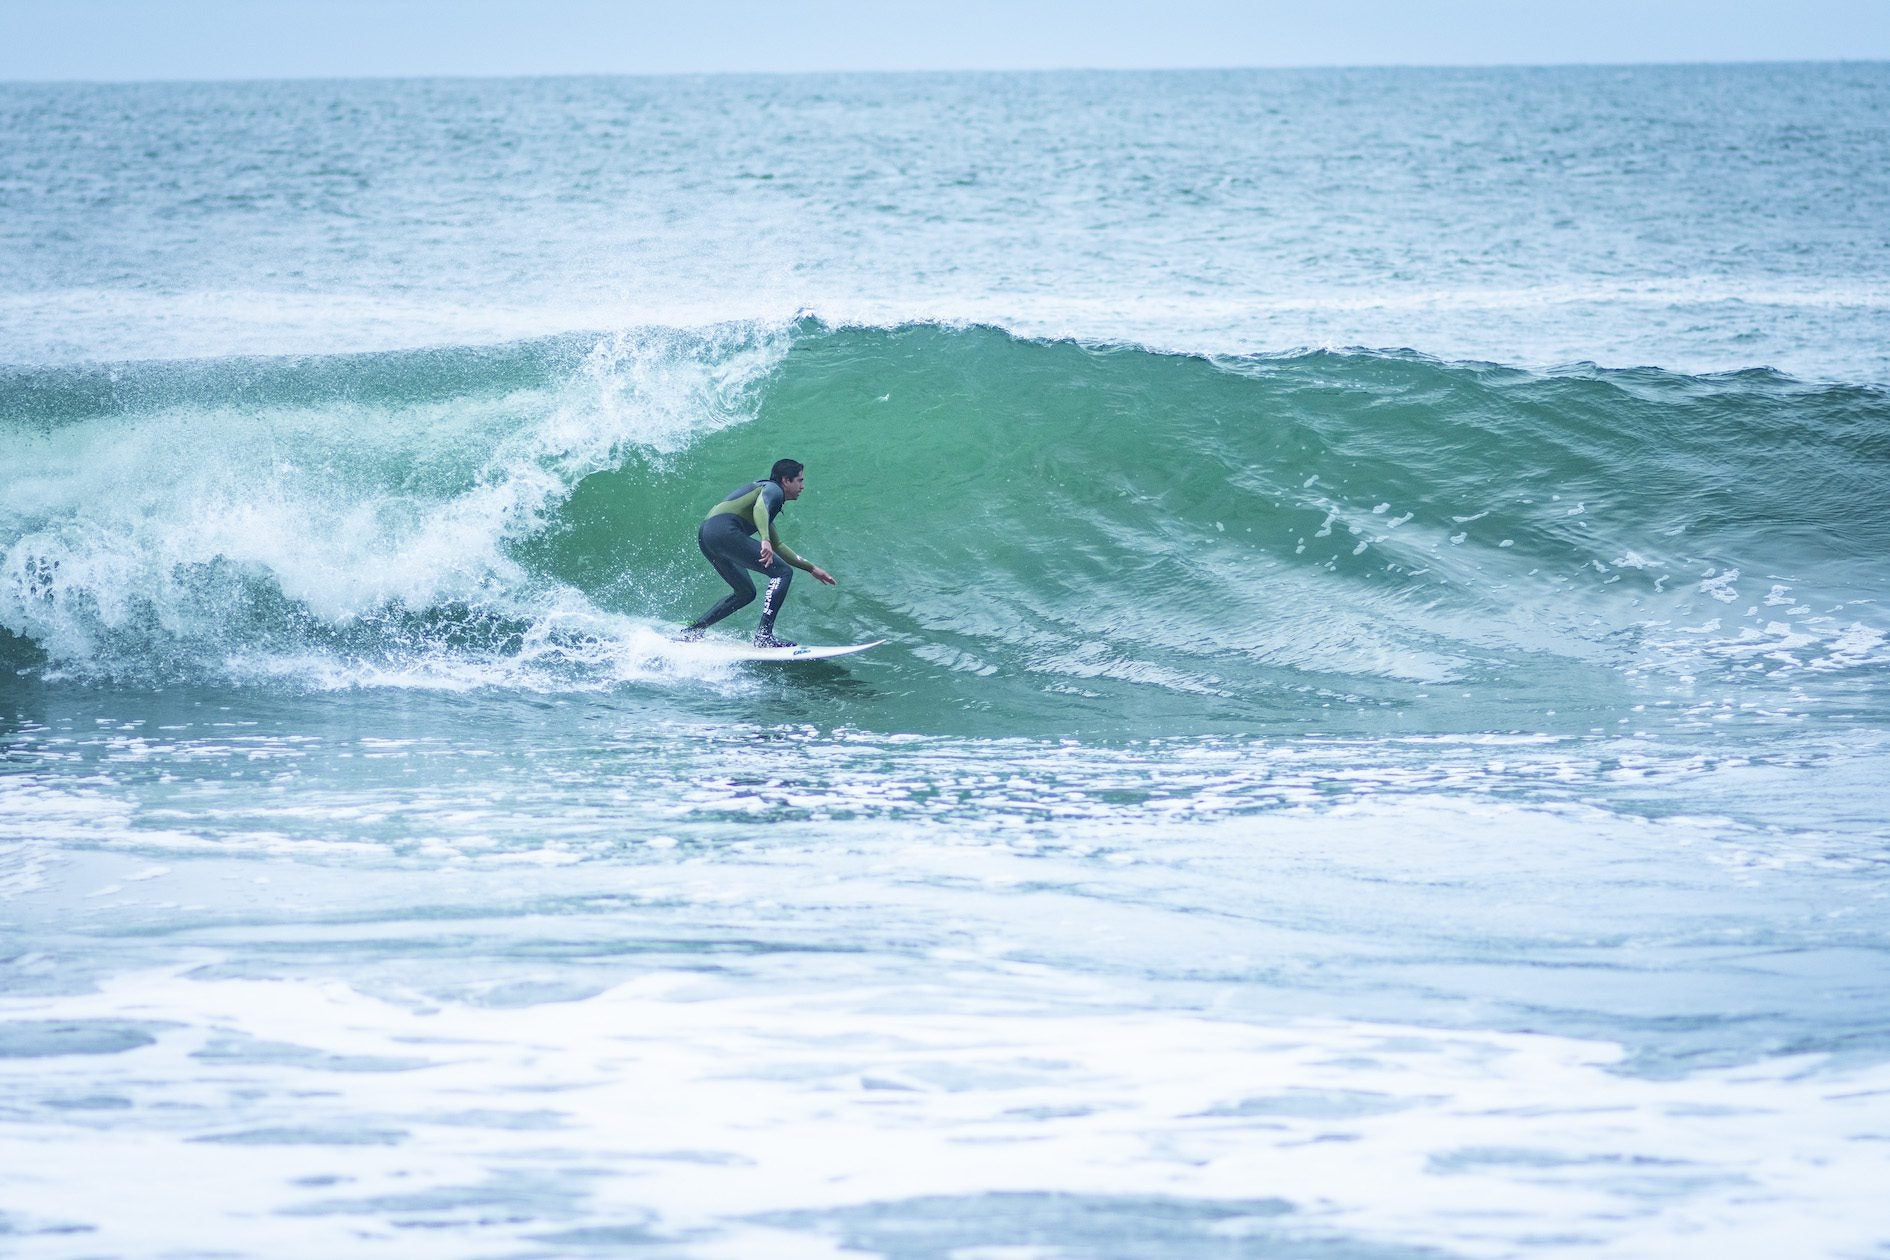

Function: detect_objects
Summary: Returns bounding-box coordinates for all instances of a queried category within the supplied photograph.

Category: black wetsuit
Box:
[684,479,813,639]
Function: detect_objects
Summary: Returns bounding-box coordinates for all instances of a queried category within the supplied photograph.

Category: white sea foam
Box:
[0,322,789,683]
[2,969,1886,1259]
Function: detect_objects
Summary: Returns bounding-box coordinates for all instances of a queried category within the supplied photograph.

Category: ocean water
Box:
[3,64,1890,1258]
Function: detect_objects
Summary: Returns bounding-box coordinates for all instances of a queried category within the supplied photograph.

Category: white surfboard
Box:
[739,639,886,662]
[681,638,886,663]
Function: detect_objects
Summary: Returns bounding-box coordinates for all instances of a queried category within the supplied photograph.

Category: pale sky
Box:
[4,0,1889,82]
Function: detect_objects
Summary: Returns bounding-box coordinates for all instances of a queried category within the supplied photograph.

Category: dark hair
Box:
[769,458,805,484]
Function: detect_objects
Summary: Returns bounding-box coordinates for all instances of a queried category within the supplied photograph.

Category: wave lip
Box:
[8,282,1890,385]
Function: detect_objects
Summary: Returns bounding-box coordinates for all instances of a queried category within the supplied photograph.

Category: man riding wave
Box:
[679,458,837,648]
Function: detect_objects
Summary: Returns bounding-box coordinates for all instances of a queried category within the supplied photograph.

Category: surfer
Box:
[679,458,837,648]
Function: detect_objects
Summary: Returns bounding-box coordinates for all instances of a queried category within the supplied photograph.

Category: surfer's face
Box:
[781,473,806,500]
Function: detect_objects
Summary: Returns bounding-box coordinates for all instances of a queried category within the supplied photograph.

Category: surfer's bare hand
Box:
[811,566,836,586]
[758,541,775,567]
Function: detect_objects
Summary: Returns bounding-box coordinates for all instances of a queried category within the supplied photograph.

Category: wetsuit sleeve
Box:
[765,516,812,570]
[774,537,811,571]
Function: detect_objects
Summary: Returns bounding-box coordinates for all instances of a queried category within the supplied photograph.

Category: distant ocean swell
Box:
[3,320,1887,733]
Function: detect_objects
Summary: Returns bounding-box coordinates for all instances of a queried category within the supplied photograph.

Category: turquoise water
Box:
[4,65,1890,1258]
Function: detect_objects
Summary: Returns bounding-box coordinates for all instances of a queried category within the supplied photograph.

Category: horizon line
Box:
[6,55,1887,89]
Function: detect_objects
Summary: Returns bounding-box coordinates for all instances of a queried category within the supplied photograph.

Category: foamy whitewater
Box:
[3,65,1889,1258]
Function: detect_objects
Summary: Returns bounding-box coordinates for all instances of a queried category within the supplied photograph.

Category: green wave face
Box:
[540,322,1890,735]
[5,321,1888,738]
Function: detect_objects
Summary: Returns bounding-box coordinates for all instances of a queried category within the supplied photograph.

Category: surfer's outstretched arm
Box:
[768,533,836,585]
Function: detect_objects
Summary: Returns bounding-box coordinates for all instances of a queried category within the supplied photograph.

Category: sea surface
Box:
[3,64,1890,1258]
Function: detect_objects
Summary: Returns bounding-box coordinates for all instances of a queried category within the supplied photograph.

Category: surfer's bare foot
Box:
[752,633,797,649]
[676,627,705,642]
